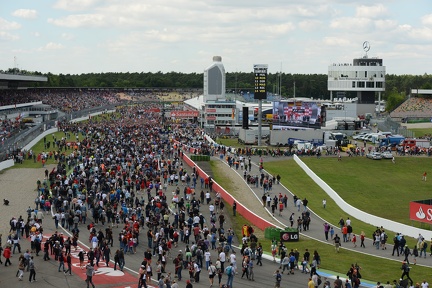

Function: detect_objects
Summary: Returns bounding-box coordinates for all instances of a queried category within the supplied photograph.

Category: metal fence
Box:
[376,116,414,138]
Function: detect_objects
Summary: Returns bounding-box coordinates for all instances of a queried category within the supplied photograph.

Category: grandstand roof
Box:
[0,73,47,90]
[411,89,432,95]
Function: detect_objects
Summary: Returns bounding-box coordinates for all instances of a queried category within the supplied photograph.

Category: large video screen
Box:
[272,101,324,128]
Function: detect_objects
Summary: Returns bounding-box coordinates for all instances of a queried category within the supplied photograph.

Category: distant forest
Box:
[3,68,432,101]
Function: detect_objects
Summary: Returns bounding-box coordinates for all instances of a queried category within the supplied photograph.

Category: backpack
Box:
[424,242,428,249]
[318,277,322,286]
[225,266,232,276]
[276,273,281,282]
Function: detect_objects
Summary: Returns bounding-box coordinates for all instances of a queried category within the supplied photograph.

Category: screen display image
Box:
[272,101,323,128]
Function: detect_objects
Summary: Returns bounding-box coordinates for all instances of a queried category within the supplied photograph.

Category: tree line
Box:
[3,68,432,102]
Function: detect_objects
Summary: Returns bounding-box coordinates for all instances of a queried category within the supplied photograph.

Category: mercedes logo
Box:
[363,41,370,52]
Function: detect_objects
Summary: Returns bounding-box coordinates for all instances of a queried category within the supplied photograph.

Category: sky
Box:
[0,0,431,75]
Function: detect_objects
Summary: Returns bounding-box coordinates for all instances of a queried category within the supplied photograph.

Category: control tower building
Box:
[203,56,226,102]
[328,42,385,105]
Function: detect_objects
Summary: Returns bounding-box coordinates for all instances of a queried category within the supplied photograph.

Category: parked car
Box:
[366,152,382,160]
[381,151,393,159]
[352,132,369,140]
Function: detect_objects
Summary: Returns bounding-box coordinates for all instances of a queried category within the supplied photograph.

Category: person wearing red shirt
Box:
[3,246,11,266]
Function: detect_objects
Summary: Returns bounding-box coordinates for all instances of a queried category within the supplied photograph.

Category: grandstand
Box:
[390,96,432,121]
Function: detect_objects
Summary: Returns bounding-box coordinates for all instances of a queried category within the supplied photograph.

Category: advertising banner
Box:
[280,230,299,242]
[170,110,199,118]
[410,201,432,224]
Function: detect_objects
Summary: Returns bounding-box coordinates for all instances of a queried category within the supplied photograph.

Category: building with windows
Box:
[201,56,235,129]
[328,55,385,104]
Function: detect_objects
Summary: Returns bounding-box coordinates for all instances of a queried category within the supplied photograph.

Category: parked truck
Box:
[402,139,431,149]
[379,135,405,149]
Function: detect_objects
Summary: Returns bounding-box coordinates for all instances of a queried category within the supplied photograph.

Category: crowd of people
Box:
[391,97,432,119]
[2,100,432,288]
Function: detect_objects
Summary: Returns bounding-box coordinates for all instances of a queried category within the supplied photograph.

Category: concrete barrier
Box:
[0,159,14,171]
[293,154,432,240]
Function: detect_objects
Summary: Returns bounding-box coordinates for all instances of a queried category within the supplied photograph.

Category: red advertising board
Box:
[170,110,199,118]
[409,201,432,224]
[206,108,216,113]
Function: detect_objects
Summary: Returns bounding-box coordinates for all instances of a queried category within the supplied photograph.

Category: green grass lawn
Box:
[210,161,429,284]
[216,138,247,149]
[409,128,432,138]
[263,156,431,245]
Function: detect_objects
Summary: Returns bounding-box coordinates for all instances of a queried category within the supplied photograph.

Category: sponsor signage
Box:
[206,108,217,113]
[280,230,299,242]
[409,201,432,224]
[170,110,199,118]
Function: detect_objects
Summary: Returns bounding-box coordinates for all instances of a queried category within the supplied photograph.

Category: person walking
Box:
[64,253,72,275]
[85,263,96,288]
[400,261,413,286]
[28,256,36,282]
[225,263,235,288]
[360,231,366,248]
[334,234,341,253]
[58,252,65,272]
[3,245,12,266]
[208,261,216,287]
[274,269,282,288]
[323,223,330,241]
[18,257,25,281]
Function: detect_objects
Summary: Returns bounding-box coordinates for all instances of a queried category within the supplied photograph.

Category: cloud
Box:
[298,20,322,31]
[261,23,295,35]
[322,36,351,47]
[53,0,102,12]
[12,9,38,19]
[373,19,397,31]
[330,17,372,31]
[0,17,21,30]
[38,42,64,51]
[48,14,106,28]
[61,33,74,40]
[356,4,388,19]
[422,14,432,26]
[0,31,19,41]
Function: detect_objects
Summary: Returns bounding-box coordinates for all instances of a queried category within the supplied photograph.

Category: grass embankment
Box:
[265,157,432,231]
[409,128,432,138]
[209,160,429,283]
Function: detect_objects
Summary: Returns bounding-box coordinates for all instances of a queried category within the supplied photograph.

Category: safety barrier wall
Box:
[293,154,432,240]
[0,159,14,171]
[181,152,275,231]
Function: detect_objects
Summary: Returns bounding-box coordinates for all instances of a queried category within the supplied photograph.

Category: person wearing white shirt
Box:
[219,251,226,270]
[421,280,429,288]
[209,204,215,214]
[346,218,351,226]
[229,251,237,272]
[204,250,211,269]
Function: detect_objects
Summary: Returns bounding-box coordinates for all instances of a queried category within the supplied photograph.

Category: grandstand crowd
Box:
[390,97,432,119]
